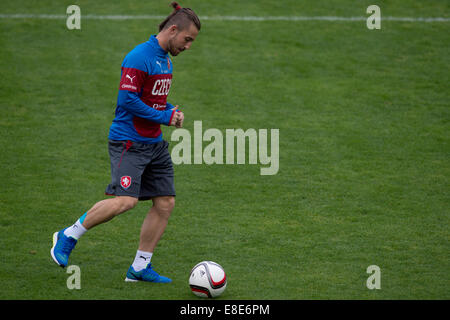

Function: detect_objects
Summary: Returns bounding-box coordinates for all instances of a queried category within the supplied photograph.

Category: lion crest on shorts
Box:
[120,176,132,189]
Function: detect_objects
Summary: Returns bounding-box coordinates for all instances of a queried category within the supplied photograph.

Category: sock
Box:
[64,212,88,240]
[132,250,153,271]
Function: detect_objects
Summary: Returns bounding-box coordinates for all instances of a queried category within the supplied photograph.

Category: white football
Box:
[189,261,227,298]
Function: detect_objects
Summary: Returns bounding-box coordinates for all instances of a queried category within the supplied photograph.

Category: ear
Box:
[168,24,178,35]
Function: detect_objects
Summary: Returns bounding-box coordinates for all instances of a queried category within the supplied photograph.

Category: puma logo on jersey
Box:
[126,74,136,83]
[156,59,170,74]
[155,60,163,72]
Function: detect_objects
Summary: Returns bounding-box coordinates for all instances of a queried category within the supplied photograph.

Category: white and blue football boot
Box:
[50,229,77,268]
[125,264,172,283]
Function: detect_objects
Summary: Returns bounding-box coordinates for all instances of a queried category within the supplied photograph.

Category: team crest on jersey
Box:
[120,176,132,189]
[167,57,171,70]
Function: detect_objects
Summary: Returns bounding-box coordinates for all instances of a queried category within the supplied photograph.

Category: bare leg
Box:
[138,196,175,252]
[82,196,138,229]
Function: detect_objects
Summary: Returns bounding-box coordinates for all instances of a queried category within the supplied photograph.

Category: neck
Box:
[156,33,168,52]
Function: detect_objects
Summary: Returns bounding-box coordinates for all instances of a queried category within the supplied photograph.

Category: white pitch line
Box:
[0,13,449,22]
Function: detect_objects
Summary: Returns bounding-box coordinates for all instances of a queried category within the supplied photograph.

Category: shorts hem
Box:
[138,193,176,201]
[104,192,140,198]
[105,192,175,201]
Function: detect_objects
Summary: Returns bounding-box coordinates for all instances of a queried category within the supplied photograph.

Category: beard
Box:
[167,37,184,56]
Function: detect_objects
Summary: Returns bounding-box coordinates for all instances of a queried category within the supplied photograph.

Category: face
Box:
[167,23,199,56]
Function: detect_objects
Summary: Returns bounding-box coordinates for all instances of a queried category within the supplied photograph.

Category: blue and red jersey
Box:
[108,35,176,144]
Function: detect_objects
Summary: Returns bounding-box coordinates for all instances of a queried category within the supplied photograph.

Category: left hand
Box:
[175,110,184,128]
[171,105,184,128]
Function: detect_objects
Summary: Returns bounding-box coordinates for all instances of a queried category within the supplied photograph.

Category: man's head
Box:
[157,2,201,56]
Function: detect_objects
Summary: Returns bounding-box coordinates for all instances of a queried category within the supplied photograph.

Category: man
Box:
[50,2,201,283]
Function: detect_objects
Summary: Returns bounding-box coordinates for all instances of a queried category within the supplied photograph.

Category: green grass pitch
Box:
[0,0,448,299]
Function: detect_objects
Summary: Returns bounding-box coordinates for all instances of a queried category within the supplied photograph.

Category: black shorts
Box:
[105,139,175,201]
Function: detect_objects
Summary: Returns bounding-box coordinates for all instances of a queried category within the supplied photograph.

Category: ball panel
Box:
[189,264,211,288]
[190,285,211,298]
[205,262,226,288]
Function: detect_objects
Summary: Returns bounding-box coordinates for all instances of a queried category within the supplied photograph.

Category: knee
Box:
[115,196,138,213]
[153,196,175,219]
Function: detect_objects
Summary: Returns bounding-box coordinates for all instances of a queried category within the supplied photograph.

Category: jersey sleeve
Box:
[119,50,149,92]
[117,91,174,125]
[166,102,176,111]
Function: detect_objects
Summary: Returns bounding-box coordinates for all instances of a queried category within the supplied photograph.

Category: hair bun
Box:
[171,2,182,11]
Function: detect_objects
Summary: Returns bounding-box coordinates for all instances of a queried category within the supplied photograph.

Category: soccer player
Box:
[50,2,201,283]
